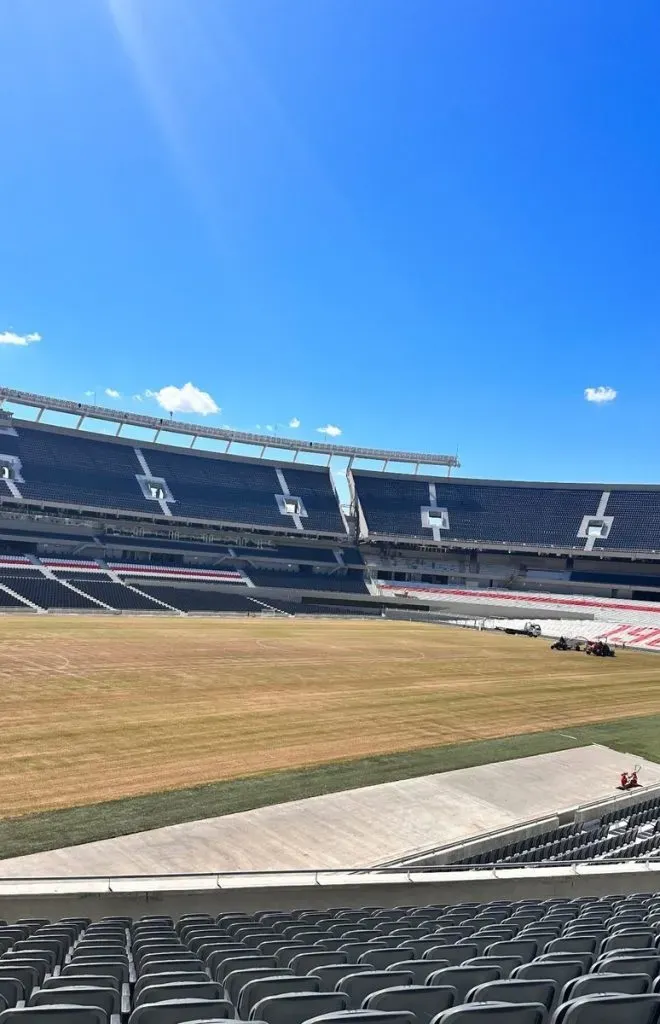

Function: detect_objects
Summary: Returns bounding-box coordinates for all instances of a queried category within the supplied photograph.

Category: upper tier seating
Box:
[1,425,346,535]
[458,793,660,866]
[352,471,660,553]
[3,899,660,1024]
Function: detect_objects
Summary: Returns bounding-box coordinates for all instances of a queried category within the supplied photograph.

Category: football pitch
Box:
[1,614,659,822]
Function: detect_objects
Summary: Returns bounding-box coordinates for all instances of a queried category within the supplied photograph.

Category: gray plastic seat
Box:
[546,938,598,956]
[28,988,118,1018]
[135,974,210,1003]
[484,941,538,962]
[602,933,656,953]
[466,978,555,1011]
[290,953,346,976]
[141,960,206,975]
[127,999,233,1024]
[215,958,277,985]
[552,992,660,1024]
[462,957,522,978]
[0,968,38,998]
[563,972,650,1002]
[426,968,501,1003]
[596,956,660,978]
[429,1005,546,1024]
[2,960,49,986]
[303,1013,414,1024]
[535,953,594,972]
[408,941,448,959]
[340,946,388,963]
[136,982,223,1008]
[62,963,130,987]
[337,972,414,1008]
[0,981,23,1010]
[359,951,416,972]
[237,977,319,1018]
[512,959,583,1000]
[250,991,349,1024]
[312,968,370,991]
[364,985,455,1022]
[426,947,478,968]
[225,969,294,1008]
[0,1009,108,1024]
[386,962,450,986]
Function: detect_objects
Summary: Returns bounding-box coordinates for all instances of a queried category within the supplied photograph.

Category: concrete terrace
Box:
[1,744,658,877]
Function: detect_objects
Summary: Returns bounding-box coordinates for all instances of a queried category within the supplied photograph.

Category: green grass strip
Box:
[3,713,660,862]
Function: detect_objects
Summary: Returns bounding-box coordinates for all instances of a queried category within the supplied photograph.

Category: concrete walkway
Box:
[0,744,658,876]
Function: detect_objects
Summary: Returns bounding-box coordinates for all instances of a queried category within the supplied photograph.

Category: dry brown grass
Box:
[0,615,658,818]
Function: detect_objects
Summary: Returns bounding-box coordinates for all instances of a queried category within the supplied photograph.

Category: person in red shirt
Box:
[620,771,629,789]
[630,770,638,787]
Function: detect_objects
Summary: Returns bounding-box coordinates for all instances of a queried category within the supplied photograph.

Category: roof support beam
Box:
[0,386,459,470]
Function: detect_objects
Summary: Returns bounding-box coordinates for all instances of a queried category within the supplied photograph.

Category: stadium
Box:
[3,1,660,1020]
[0,387,658,1022]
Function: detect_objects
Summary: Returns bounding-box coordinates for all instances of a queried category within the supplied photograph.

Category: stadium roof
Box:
[0,387,460,471]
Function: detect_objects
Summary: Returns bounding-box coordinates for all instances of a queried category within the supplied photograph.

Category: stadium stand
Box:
[133,585,269,613]
[71,579,170,611]
[0,574,100,610]
[457,792,660,866]
[0,900,659,1023]
[352,471,660,553]
[0,423,347,535]
[247,570,368,594]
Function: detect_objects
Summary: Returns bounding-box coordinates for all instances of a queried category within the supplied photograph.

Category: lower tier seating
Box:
[72,580,168,611]
[2,898,660,1024]
[135,586,264,613]
[248,570,368,593]
[0,574,99,609]
[458,793,660,866]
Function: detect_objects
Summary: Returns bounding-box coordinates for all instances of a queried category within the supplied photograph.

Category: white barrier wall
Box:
[0,864,659,919]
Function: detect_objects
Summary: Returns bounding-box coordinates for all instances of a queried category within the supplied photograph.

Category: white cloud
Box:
[289,417,301,429]
[266,424,274,433]
[105,388,121,399]
[150,382,219,416]
[0,330,41,346]
[584,386,617,404]
[317,423,342,437]
[84,390,94,397]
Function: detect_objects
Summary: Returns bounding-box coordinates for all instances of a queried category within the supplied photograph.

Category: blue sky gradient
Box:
[2,0,659,483]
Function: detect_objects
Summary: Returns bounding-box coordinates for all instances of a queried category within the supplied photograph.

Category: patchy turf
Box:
[2,714,660,860]
[0,614,659,824]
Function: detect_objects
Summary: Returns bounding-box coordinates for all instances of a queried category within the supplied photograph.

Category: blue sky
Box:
[1,0,660,484]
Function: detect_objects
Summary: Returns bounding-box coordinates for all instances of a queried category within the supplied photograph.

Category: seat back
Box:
[365,984,455,1022]
[386,961,449,986]
[429,1005,546,1023]
[0,1008,108,1024]
[338,973,413,1009]
[426,967,502,1003]
[251,991,349,1024]
[552,992,660,1024]
[466,978,555,1011]
[427,946,478,967]
[29,986,119,1015]
[134,973,209,1002]
[563,972,650,1002]
[237,975,319,1018]
[135,981,222,1007]
[127,998,232,1024]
